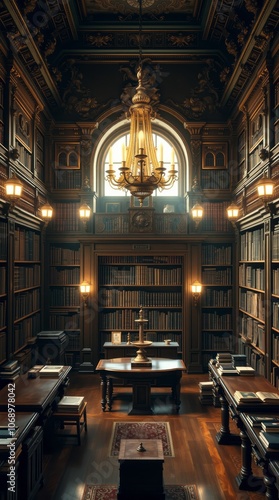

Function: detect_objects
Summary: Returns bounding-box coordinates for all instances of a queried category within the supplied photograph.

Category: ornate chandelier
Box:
[106,0,178,207]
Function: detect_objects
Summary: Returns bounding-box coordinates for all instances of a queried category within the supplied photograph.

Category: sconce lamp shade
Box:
[191,203,203,221]
[80,281,90,294]
[4,172,23,199]
[257,175,275,200]
[79,203,91,221]
[41,203,53,220]
[191,280,202,294]
[226,203,239,220]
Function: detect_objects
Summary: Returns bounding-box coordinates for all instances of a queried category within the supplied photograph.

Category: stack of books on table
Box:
[39,365,64,377]
[235,366,255,376]
[247,415,279,427]
[231,354,247,367]
[259,419,279,450]
[198,381,213,405]
[216,353,232,365]
[0,360,20,381]
[56,396,85,413]
[234,391,279,404]
[0,426,20,449]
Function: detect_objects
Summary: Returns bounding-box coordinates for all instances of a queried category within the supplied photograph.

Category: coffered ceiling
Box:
[0,0,278,121]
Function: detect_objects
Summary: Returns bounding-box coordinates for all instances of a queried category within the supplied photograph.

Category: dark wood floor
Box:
[35,371,268,500]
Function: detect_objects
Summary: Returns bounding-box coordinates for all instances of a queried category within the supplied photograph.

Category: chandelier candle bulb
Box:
[109,148,113,166]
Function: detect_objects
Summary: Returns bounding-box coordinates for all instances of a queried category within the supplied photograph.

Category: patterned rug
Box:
[109,421,174,457]
[82,484,199,500]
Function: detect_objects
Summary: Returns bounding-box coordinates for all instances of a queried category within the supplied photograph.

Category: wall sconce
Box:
[3,172,23,215]
[226,203,239,229]
[80,281,90,307]
[40,202,53,226]
[257,173,275,213]
[191,281,202,307]
[79,203,91,228]
[191,203,203,228]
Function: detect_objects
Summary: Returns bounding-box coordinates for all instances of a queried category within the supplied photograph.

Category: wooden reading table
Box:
[209,362,279,497]
[95,357,186,414]
[0,366,71,417]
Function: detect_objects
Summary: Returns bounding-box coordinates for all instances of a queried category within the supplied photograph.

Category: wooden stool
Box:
[53,401,87,445]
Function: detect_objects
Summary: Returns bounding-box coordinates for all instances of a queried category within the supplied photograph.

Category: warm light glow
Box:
[80,281,90,294]
[226,203,239,220]
[79,203,91,221]
[191,281,202,294]
[4,172,23,199]
[80,281,90,306]
[191,203,203,221]
[257,182,274,197]
[41,203,53,220]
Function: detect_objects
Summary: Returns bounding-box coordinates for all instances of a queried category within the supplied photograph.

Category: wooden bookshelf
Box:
[0,219,7,364]
[47,242,81,369]
[201,243,234,370]
[237,223,266,376]
[98,255,183,354]
[271,218,279,387]
[13,224,41,354]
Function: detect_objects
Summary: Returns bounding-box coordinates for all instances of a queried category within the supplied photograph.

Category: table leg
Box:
[216,395,240,445]
[172,373,181,413]
[235,429,264,491]
[100,374,107,412]
[107,378,113,411]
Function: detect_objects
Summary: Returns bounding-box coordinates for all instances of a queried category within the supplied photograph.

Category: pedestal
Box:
[117,439,165,500]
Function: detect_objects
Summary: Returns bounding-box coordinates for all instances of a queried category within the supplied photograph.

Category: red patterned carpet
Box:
[109,421,174,457]
[82,484,199,500]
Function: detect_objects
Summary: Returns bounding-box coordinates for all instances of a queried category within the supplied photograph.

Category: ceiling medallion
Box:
[127,0,155,7]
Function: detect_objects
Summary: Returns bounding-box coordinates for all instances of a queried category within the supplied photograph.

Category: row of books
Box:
[49,267,80,285]
[201,244,232,266]
[99,265,182,286]
[239,289,265,321]
[14,313,41,352]
[201,288,232,307]
[14,265,41,291]
[50,288,80,307]
[14,289,40,320]
[239,315,265,350]
[0,221,7,260]
[240,227,265,261]
[99,256,183,264]
[49,203,81,232]
[101,310,182,330]
[201,170,230,190]
[272,268,279,295]
[0,268,6,295]
[14,227,40,261]
[239,264,265,291]
[54,169,81,190]
[202,312,232,330]
[202,332,233,350]
[201,268,232,285]
[246,415,279,450]
[0,301,7,327]
[50,246,80,265]
[199,202,230,233]
[49,313,80,330]
[100,289,182,308]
